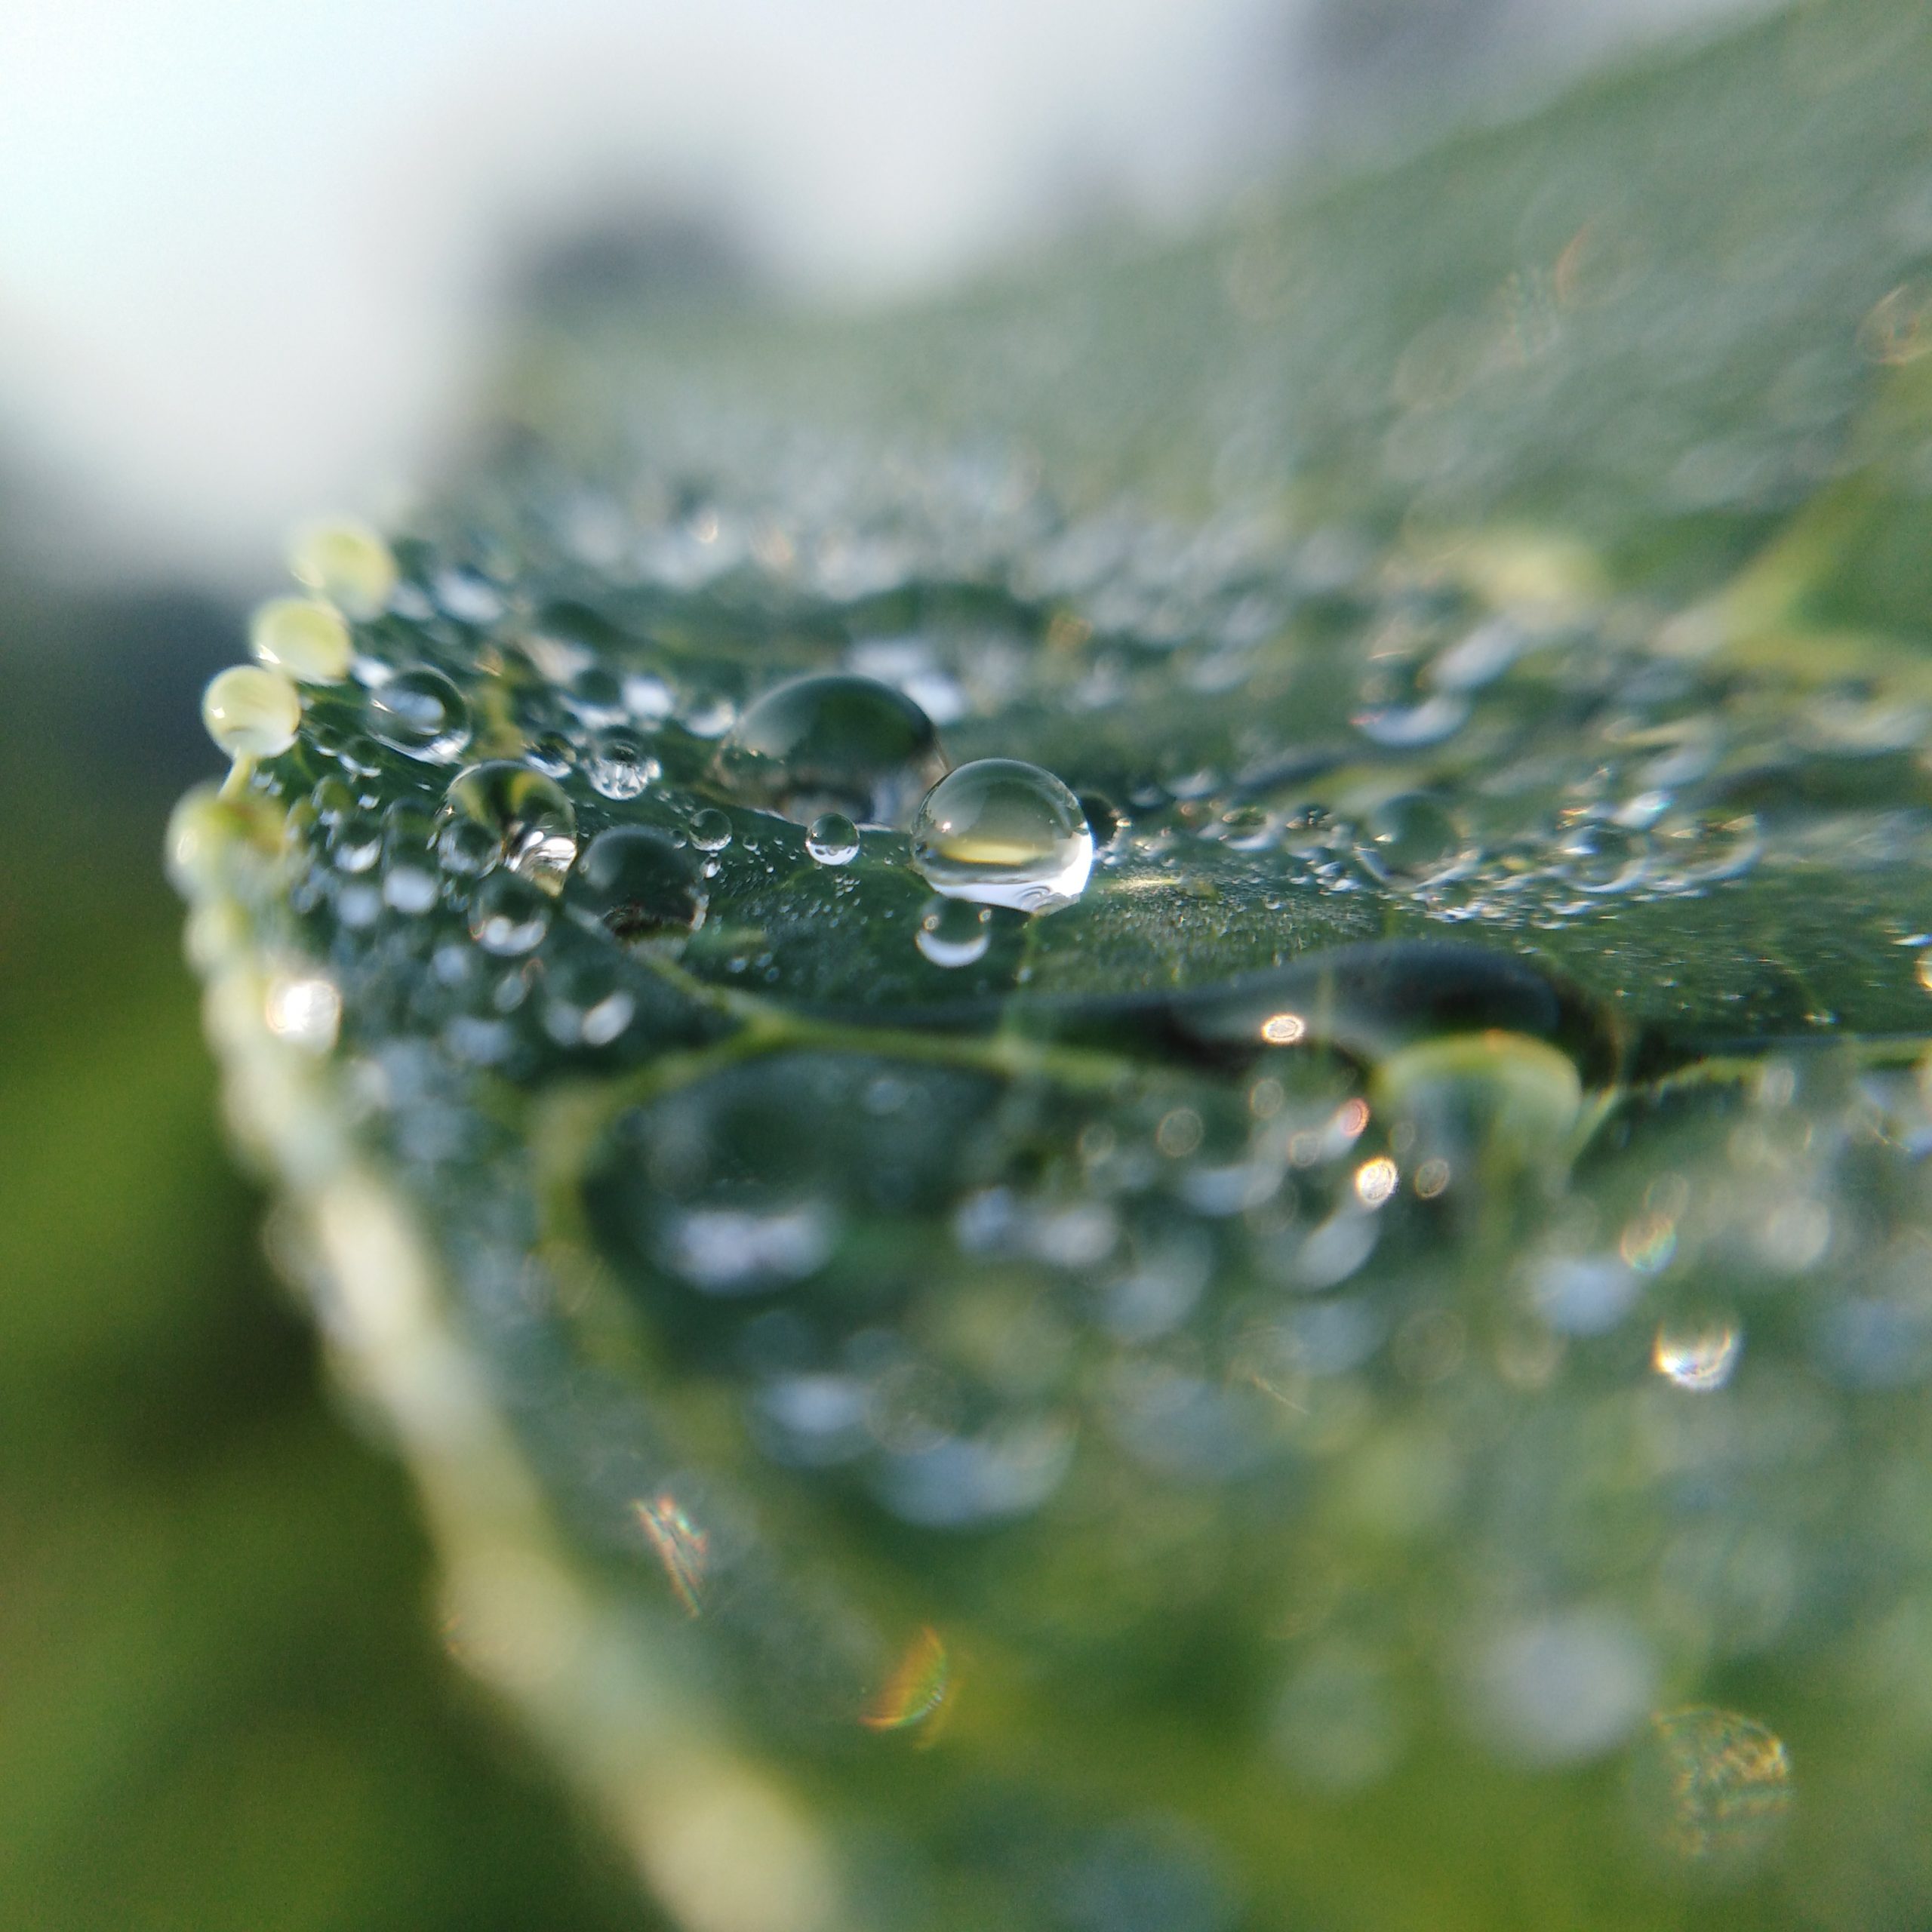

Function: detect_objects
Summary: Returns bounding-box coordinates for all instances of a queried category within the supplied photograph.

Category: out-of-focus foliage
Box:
[0,544,660,1924]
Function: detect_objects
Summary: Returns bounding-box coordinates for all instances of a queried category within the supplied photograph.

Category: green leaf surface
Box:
[179,5,1932,1927]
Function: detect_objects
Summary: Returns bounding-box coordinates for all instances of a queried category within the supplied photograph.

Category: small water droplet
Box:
[1632,1709,1791,1868]
[287,517,397,618]
[1214,804,1277,851]
[327,810,383,874]
[912,758,1093,912]
[1557,818,1648,893]
[566,827,706,942]
[915,897,993,966]
[441,761,578,893]
[202,664,301,758]
[688,808,733,852]
[540,953,636,1047]
[805,812,860,865]
[1654,811,1762,886]
[523,732,576,780]
[369,666,472,764]
[469,870,551,955]
[623,671,675,721]
[718,673,947,826]
[586,728,660,800]
[438,814,500,878]
[250,597,352,684]
[1652,1318,1740,1390]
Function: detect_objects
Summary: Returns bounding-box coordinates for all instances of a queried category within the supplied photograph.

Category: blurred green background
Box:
[0,549,657,1925]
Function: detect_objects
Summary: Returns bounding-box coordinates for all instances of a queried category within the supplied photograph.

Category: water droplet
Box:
[623,671,675,721]
[263,973,341,1053]
[1654,811,1762,886]
[381,802,439,913]
[469,871,550,955]
[1214,804,1277,851]
[368,666,472,764]
[805,812,860,866]
[915,897,992,967]
[441,761,578,894]
[523,731,577,780]
[912,758,1093,912]
[688,808,733,852]
[718,673,947,825]
[202,664,300,758]
[1354,692,1470,747]
[1553,818,1647,893]
[287,517,397,618]
[1652,1318,1740,1390]
[541,953,637,1047]
[327,810,383,874]
[1632,1709,1792,1867]
[249,597,352,684]
[1080,792,1128,849]
[663,1200,834,1293]
[1359,793,1473,884]
[438,814,500,878]
[586,728,660,801]
[566,827,706,942]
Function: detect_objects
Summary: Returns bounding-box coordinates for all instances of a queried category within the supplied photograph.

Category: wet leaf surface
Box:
[177,5,1932,1926]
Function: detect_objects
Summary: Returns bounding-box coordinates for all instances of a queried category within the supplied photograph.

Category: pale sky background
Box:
[1,0,1758,582]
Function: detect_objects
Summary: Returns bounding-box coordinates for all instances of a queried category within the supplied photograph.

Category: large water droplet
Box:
[912,758,1093,912]
[441,761,578,894]
[249,597,352,684]
[566,827,707,942]
[369,666,472,764]
[805,812,860,866]
[202,664,301,758]
[916,897,993,967]
[718,673,947,826]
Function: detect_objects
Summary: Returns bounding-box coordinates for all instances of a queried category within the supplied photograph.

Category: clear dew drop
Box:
[915,896,992,967]
[286,517,398,619]
[805,811,860,866]
[202,664,301,758]
[368,666,472,764]
[1652,1318,1741,1390]
[1359,792,1473,885]
[586,728,660,801]
[912,758,1094,912]
[717,672,948,826]
[469,870,550,955]
[688,808,733,852]
[249,597,352,684]
[441,761,578,894]
[565,826,707,943]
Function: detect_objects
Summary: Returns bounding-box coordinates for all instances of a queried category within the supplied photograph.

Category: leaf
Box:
[179,5,1932,1927]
